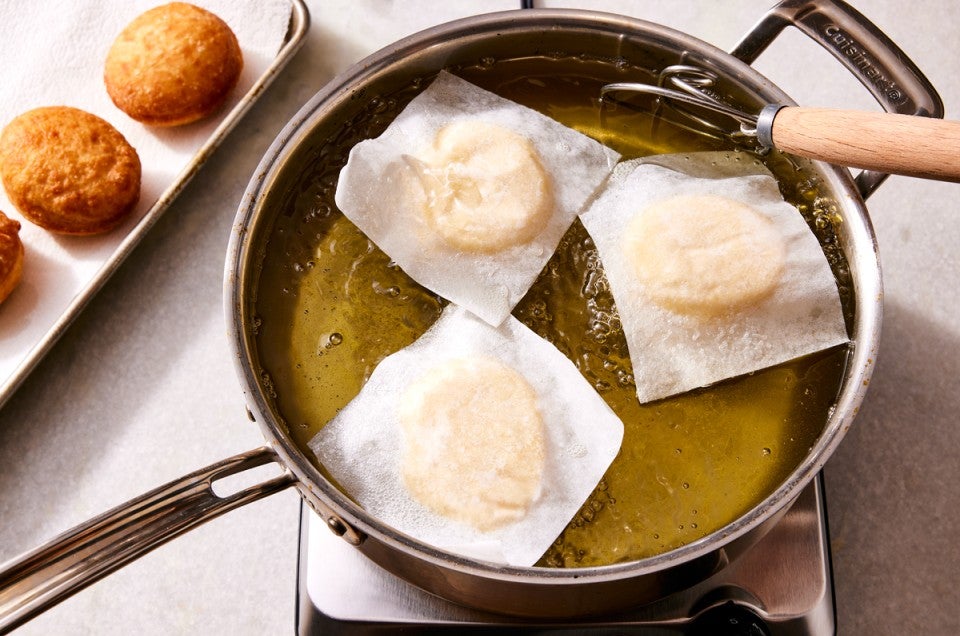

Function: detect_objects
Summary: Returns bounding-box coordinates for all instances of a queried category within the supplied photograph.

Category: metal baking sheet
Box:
[0,0,309,409]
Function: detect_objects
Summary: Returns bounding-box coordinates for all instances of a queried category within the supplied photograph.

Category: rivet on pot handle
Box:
[730,0,944,200]
[0,447,296,634]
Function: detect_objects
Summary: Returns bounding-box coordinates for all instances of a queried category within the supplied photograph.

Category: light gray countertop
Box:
[1,1,958,634]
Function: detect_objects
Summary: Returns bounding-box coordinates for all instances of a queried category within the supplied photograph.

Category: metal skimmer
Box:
[601,64,960,183]
[602,64,780,149]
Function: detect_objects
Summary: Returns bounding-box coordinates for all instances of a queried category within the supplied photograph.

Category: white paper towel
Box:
[0,0,292,389]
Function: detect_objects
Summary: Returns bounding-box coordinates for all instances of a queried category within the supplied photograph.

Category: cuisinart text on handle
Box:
[823,24,907,105]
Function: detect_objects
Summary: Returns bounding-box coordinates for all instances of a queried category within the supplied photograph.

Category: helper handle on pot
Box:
[759,106,960,182]
[0,447,295,634]
[731,0,944,199]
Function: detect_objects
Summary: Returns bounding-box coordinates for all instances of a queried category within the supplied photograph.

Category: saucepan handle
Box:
[730,0,944,199]
[0,446,296,634]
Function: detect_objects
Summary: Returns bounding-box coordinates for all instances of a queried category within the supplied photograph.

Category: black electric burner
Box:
[296,474,835,635]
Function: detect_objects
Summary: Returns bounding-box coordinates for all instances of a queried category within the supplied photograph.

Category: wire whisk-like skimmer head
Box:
[601,65,782,149]
[600,64,960,184]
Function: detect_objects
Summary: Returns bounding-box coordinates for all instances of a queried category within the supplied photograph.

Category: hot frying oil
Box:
[254,60,850,567]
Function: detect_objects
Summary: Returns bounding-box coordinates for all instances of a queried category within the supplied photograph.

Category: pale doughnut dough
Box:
[308,305,625,565]
[413,121,553,253]
[334,71,621,326]
[625,194,786,318]
[398,356,545,532]
[578,157,850,403]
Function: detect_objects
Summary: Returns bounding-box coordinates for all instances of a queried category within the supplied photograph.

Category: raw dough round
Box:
[398,356,545,532]
[415,121,553,253]
[624,194,786,318]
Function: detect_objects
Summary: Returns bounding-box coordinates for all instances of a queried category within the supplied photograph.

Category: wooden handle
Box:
[771,107,960,182]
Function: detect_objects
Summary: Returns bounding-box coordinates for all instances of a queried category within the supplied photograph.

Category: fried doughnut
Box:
[104,3,243,127]
[0,211,24,304]
[0,106,141,235]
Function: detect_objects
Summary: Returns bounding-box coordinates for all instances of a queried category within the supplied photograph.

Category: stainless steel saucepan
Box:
[0,0,943,629]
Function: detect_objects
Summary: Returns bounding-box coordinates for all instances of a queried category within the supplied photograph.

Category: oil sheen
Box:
[254,58,850,567]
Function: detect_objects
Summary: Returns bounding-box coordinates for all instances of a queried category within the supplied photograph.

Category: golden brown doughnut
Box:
[104,2,244,127]
[0,211,24,304]
[0,106,141,235]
